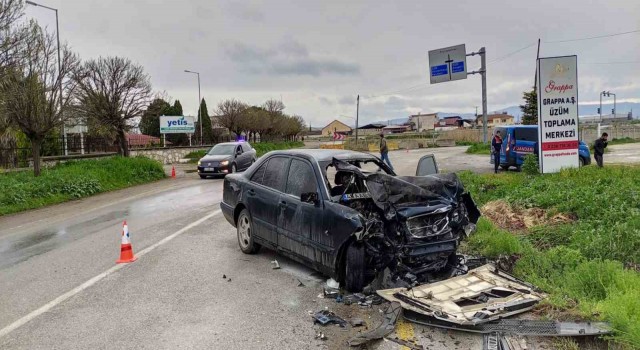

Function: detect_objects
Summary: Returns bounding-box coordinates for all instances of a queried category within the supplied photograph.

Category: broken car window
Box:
[262,157,288,192]
[285,159,317,198]
[250,162,267,184]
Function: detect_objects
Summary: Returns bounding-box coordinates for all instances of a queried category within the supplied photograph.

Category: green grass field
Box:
[185,141,305,163]
[464,142,492,155]
[0,157,165,216]
[459,166,640,347]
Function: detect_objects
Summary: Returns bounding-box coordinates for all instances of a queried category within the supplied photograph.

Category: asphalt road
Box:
[2,145,636,349]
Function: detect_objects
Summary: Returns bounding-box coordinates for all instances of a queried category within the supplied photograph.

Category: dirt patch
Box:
[481,200,574,232]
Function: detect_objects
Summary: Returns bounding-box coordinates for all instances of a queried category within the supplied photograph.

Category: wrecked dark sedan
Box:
[220,149,480,291]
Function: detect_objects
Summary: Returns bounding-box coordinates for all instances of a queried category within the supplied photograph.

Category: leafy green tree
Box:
[139,98,170,137]
[520,88,538,125]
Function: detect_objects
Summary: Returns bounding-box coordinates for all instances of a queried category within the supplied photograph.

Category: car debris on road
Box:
[312,310,348,328]
[376,264,546,325]
[347,301,402,347]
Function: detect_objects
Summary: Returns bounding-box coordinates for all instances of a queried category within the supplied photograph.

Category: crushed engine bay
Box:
[331,158,481,288]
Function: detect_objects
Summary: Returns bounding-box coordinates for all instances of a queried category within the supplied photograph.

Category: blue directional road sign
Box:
[428,44,468,84]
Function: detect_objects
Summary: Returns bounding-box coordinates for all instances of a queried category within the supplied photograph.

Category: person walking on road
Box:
[491,131,503,174]
[594,132,608,167]
[379,133,394,171]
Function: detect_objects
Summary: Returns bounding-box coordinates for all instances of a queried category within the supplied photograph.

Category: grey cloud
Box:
[226,40,360,77]
[338,96,355,105]
[318,96,333,105]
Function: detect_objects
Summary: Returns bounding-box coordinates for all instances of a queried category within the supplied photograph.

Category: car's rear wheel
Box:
[345,243,365,292]
[237,209,260,254]
[500,165,509,170]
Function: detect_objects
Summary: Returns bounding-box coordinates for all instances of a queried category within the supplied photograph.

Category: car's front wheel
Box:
[345,243,365,292]
[237,209,260,254]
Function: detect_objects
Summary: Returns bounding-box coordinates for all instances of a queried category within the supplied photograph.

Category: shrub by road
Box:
[464,142,492,155]
[459,166,640,347]
[0,157,165,216]
[185,141,305,163]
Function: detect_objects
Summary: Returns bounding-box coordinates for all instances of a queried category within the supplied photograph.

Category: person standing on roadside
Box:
[491,131,503,174]
[594,132,608,167]
[379,133,394,171]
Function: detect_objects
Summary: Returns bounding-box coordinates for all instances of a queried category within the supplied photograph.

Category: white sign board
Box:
[537,55,579,173]
[428,44,467,84]
[160,116,195,134]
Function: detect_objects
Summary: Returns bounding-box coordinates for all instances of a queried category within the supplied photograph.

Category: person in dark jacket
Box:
[491,131,503,173]
[593,132,608,167]
[379,133,394,171]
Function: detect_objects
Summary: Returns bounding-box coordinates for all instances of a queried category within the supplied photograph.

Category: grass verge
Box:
[0,156,165,216]
[460,165,640,347]
[465,142,492,155]
[185,141,305,163]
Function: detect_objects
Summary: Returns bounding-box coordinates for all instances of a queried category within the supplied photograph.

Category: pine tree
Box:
[520,88,538,125]
[139,98,170,137]
[196,98,214,145]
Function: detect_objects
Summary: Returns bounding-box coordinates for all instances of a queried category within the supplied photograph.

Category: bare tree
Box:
[216,99,248,137]
[0,0,33,72]
[0,27,80,176]
[75,56,152,156]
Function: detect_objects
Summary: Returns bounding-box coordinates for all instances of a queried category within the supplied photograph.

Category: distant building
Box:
[435,116,475,130]
[409,113,437,132]
[357,123,387,135]
[321,120,352,136]
[475,113,515,128]
[382,125,410,134]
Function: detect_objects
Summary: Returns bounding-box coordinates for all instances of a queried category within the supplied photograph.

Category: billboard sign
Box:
[537,55,579,173]
[428,44,467,84]
[160,116,195,134]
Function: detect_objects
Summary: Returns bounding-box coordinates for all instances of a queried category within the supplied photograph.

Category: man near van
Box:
[594,132,608,167]
[491,131,503,174]
[379,133,394,171]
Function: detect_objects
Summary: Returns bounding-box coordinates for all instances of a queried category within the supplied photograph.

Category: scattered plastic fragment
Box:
[271,260,280,269]
[312,310,347,327]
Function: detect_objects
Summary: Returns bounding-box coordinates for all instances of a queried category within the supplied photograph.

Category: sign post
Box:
[537,56,579,173]
[429,44,488,142]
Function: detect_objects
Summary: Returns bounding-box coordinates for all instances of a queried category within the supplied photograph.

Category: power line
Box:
[487,42,537,65]
[582,60,640,65]
[544,29,640,43]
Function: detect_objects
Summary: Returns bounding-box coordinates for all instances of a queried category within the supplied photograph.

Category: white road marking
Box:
[0,210,221,339]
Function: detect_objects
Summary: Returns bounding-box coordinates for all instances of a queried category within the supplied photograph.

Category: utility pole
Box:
[600,91,603,123]
[184,70,202,144]
[533,39,541,91]
[480,47,488,143]
[355,95,360,146]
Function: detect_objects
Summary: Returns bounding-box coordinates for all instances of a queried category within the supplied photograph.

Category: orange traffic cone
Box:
[116,220,137,263]
[171,166,176,178]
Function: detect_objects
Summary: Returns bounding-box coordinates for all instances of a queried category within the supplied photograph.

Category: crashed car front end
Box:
[331,159,480,288]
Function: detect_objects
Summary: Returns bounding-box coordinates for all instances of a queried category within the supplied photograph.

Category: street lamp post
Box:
[184,70,202,144]
[26,1,66,155]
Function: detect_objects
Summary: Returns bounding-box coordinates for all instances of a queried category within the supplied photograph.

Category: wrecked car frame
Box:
[220,149,480,291]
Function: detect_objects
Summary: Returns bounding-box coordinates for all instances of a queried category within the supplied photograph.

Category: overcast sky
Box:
[26,0,640,127]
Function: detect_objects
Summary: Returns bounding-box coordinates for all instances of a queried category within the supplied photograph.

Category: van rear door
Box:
[513,128,538,165]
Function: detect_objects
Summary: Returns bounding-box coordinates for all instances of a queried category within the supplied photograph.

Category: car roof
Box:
[215,141,248,146]
[267,149,378,162]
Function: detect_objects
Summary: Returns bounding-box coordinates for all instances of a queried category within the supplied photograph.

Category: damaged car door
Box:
[245,156,289,246]
[277,158,324,263]
[416,154,439,176]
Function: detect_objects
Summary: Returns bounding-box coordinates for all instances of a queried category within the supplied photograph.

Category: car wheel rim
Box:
[238,214,251,249]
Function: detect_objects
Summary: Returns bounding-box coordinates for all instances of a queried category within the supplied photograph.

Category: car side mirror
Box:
[301,192,319,204]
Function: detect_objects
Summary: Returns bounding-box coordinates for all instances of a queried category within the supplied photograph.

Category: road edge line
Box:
[0,209,221,339]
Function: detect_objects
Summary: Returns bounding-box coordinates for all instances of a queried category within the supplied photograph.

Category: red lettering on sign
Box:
[545,80,573,94]
[541,141,579,151]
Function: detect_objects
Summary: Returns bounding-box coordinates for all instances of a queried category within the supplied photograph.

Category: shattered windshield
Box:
[324,158,391,197]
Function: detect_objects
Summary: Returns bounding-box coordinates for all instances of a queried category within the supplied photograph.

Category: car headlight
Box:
[197,160,202,166]
[220,160,229,166]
